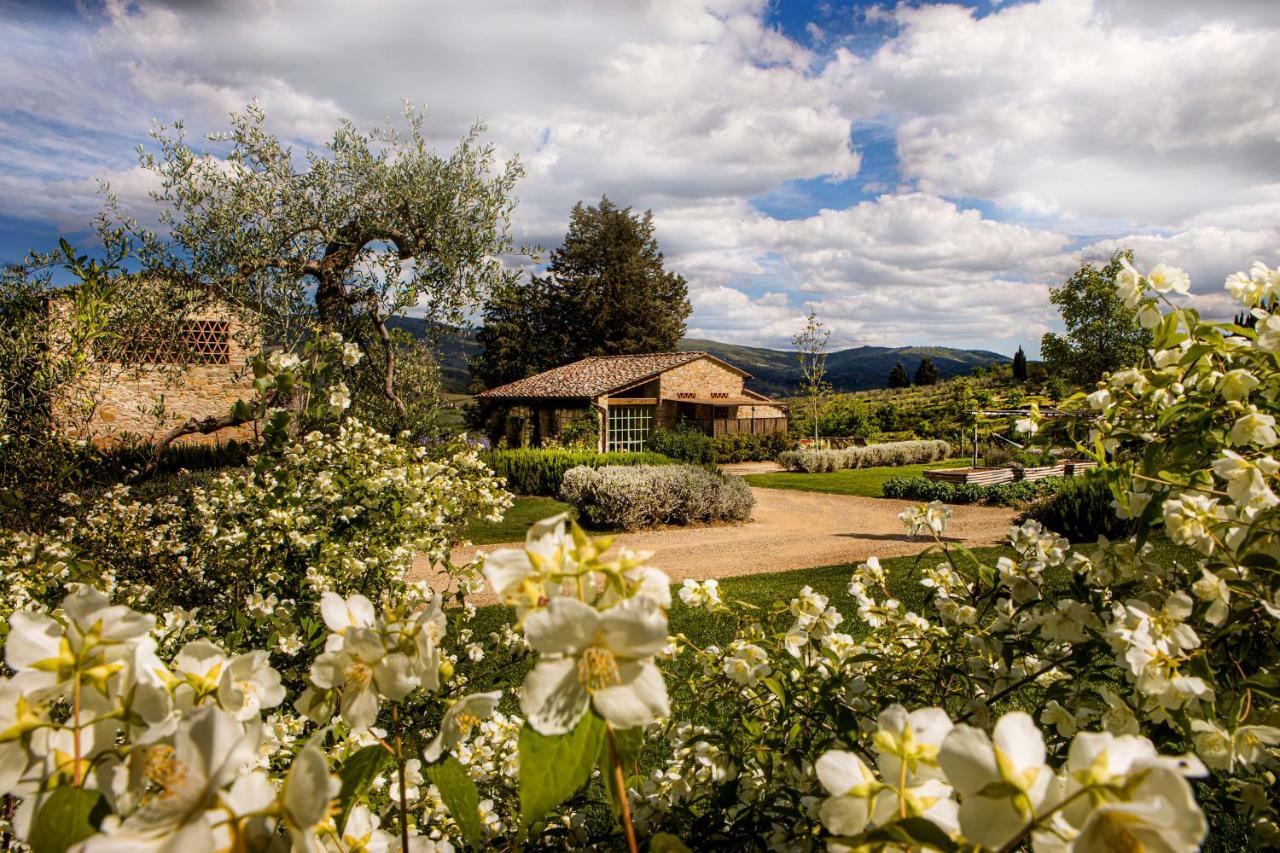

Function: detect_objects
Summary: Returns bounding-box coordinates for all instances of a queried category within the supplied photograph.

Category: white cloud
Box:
[823,0,1280,230]
[1,0,1277,355]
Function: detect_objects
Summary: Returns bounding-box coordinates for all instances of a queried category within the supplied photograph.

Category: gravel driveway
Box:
[415,487,1018,593]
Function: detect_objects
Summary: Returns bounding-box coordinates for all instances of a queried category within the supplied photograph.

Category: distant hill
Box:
[386,316,481,393]
[679,339,1008,395]
[389,317,1008,394]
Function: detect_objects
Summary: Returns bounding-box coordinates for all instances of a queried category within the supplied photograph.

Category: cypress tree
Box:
[1012,346,1028,382]
[888,361,910,389]
[913,357,939,386]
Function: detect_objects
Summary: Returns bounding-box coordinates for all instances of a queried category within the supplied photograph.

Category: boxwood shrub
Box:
[778,439,951,473]
[559,464,755,530]
[647,426,715,464]
[881,475,1062,507]
[712,432,796,463]
[481,448,672,496]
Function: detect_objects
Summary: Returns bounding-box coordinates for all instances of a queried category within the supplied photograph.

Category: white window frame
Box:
[607,405,654,452]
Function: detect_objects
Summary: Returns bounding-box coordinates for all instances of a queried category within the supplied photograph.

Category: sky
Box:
[2,0,1279,356]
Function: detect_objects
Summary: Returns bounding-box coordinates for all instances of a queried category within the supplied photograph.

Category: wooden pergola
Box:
[964,407,1090,467]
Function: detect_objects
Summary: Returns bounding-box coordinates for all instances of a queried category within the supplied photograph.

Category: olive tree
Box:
[118,101,523,430]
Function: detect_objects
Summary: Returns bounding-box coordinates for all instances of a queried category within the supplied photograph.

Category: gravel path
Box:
[412,487,1018,596]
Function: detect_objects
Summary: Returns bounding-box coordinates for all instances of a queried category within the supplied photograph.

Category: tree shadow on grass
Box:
[833,532,965,543]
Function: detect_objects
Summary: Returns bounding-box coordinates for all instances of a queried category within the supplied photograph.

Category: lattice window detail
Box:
[607,405,653,452]
[105,320,231,365]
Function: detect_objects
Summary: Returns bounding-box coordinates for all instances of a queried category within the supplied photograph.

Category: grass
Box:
[462,496,580,545]
[743,458,970,497]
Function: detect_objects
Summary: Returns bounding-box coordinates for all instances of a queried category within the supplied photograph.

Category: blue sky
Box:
[2,0,1278,354]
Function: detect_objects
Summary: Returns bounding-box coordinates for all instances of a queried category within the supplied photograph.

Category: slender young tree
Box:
[793,309,832,445]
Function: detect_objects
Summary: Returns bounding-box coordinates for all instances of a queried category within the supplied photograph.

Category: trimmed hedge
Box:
[712,432,795,463]
[778,440,952,473]
[1023,473,1135,542]
[647,426,715,464]
[559,464,755,530]
[882,475,1063,507]
[481,449,673,496]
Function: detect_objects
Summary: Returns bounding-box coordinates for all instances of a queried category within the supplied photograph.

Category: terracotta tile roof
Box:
[477,352,719,399]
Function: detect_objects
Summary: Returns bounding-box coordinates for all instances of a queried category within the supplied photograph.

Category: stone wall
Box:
[657,357,745,398]
[55,305,259,447]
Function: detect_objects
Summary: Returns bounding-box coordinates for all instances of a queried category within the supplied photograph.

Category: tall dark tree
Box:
[887,361,910,389]
[913,357,939,386]
[1040,248,1150,388]
[1012,346,1028,382]
[473,196,691,388]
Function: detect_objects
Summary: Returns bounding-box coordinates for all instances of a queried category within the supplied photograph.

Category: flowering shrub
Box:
[779,439,951,473]
[559,464,754,529]
[5,257,1280,850]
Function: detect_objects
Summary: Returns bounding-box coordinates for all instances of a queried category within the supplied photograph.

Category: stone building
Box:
[51,298,259,447]
[476,352,788,452]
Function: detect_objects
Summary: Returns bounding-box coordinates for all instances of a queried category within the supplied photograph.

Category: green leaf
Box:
[518,712,606,834]
[599,725,645,818]
[336,744,389,834]
[425,756,484,850]
[649,832,694,852]
[865,817,959,852]
[29,787,103,853]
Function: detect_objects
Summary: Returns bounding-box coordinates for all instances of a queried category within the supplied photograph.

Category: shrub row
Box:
[1023,472,1135,542]
[882,474,1062,507]
[778,439,952,473]
[559,464,755,530]
[712,431,795,463]
[646,426,714,464]
[481,448,673,496]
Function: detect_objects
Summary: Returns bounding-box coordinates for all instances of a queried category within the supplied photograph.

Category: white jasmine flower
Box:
[341,342,363,366]
[423,691,502,763]
[1055,732,1207,853]
[938,712,1053,850]
[1230,408,1278,448]
[519,596,669,735]
[1190,719,1280,771]
[329,383,352,412]
[815,750,882,836]
[1147,263,1190,295]
[217,651,286,721]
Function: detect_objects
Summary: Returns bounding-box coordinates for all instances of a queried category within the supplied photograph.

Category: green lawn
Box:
[743,458,970,497]
[461,496,579,545]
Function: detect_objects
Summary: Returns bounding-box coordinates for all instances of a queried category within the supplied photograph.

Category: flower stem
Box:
[392,704,410,853]
[606,726,639,853]
[72,671,83,788]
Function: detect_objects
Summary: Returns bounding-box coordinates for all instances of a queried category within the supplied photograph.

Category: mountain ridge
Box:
[387,317,1008,394]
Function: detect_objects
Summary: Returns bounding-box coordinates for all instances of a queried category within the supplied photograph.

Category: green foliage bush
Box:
[1023,472,1135,542]
[881,474,1062,506]
[711,431,795,463]
[481,448,673,495]
[647,425,714,464]
[559,464,754,530]
[778,439,951,473]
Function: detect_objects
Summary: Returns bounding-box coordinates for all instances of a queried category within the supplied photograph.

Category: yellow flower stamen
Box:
[577,646,621,693]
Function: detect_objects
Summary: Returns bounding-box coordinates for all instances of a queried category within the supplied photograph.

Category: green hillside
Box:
[391,319,1009,394]
[679,339,1008,395]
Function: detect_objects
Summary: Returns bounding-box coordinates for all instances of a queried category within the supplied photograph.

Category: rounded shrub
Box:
[559,464,754,530]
